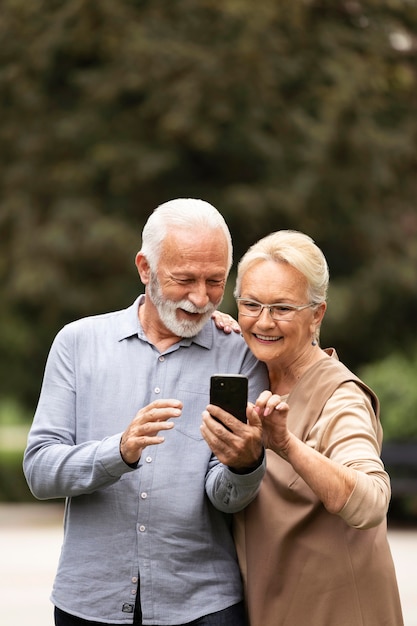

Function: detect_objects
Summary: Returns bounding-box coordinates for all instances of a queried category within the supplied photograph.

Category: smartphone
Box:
[209,374,248,424]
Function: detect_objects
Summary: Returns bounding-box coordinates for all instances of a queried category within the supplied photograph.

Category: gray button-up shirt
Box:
[24,296,269,624]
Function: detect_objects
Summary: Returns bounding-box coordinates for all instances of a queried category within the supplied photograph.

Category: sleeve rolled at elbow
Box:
[338,470,391,529]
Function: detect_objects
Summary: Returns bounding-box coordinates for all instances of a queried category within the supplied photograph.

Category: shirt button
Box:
[140,492,148,499]
[139,525,146,532]
[154,387,160,394]
[158,356,165,362]
[131,589,137,596]
[145,456,152,463]
[132,577,138,583]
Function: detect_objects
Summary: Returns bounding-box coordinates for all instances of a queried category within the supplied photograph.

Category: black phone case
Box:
[210,374,248,423]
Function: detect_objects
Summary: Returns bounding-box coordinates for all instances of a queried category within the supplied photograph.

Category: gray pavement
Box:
[0,504,63,626]
[0,504,416,625]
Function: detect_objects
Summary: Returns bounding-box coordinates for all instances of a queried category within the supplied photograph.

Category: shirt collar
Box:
[116,295,214,350]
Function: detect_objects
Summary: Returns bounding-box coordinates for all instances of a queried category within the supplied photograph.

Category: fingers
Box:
[201,408,248,446]
[133,399,182,423]
[225,318,241,334]
[255,391,289,417]
[200,409,263,470]
[204,404,247,432]
[255,390,273,415]
[121,400,182,465]
[211,311,241,334]
[129,399,182,437]
[263,398,289,417]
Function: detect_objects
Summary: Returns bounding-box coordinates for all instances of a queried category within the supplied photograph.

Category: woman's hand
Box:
[255,390,357,515]
[211,310,241,334]
[255,390,292,457]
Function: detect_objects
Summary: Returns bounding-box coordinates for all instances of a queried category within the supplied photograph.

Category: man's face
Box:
[148,228,229,338]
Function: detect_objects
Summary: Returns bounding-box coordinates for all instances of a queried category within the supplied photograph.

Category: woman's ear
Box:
[310,302,327,339]
[314,302,327,325]
[135,252,151,284]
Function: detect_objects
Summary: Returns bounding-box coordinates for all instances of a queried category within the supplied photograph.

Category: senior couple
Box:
[24,199,403,626]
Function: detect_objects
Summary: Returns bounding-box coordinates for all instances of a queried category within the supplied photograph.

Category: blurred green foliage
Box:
[0,398,30,425]
[0,449,34,501]
[1,0,417,412]
[360,349,417,441]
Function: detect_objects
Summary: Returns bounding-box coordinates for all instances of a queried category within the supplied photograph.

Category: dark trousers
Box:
[55,601,247,626]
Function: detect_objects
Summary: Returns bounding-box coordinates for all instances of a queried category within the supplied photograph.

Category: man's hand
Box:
[200,403,263,472]
[120,399,182,466]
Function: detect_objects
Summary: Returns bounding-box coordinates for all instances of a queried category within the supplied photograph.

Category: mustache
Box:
[177,300,214,315]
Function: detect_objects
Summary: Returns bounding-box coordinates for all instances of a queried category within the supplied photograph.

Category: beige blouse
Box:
[234,350,403,626]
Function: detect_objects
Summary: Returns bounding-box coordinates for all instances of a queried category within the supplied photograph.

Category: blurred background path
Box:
[0,504,416,626]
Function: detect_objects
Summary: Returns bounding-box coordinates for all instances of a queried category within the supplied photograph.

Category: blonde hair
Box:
[234,230,329,305]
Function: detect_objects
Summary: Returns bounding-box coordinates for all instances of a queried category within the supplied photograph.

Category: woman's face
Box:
[238,260,322,368]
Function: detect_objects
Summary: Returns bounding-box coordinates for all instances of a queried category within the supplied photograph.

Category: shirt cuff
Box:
[98,433,138,477]
[227,448,266,477]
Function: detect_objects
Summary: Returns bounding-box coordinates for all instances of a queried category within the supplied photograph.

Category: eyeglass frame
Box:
[235,298,316,321]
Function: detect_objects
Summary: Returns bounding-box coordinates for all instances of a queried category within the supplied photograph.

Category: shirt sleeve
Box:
[202,341,268,514]
[308,381,391,529]
[204,452,266,513]
[23,326,133,500]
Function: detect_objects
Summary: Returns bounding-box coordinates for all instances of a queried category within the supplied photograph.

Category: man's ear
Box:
[135,252,151,284]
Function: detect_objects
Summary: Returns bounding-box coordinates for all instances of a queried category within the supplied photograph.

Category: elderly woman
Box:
[208,230,403,626]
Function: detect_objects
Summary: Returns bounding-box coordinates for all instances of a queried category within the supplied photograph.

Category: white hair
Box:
[140,198,233,272]
[234,230,329,304]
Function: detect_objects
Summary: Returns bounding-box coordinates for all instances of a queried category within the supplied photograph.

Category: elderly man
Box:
[24,198,268,626]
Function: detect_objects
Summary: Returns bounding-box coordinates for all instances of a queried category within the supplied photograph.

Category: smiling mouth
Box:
[179,308,200,317]
[254,334,281,342]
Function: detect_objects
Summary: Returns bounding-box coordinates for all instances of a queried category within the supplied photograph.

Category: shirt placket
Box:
[135,351,168,621]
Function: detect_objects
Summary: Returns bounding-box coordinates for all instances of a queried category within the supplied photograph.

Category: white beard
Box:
[148,273,217,337]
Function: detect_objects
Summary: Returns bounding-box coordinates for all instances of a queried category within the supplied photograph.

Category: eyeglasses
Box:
[236,298,314,321]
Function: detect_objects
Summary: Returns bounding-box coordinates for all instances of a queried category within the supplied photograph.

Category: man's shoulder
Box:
[207,320,264,376]
[65,308,124,329]
[58,300,138,341]
[209,320,248,348]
